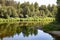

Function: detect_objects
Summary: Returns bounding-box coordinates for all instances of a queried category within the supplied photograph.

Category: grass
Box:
[20,17,55,21]
[0,17,55,23]
[0,18,20,23]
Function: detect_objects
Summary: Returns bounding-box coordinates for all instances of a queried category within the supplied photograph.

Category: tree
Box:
[47,4,52,12]
[11,7,18,18]
[34,2,39,11]
[39,5,46,11]
[5,0,15,6]
[45,9,52,17]
[29,3,35,17]
[20,2,30,18]
[1,6,10,18]
[0,0,58,19]
[0,0,5,6]
[7,6,12,17]
[56,0,60,22]
[51,4,57,17]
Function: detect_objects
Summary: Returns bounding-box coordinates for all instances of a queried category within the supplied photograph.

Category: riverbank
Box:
[48,31,60,37]
[43,21,60,31]
[0,17,55,24]
[0,17,55,22]
[0,18,20,23]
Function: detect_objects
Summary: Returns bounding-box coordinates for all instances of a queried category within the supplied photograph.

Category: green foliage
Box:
[0,23,39,37]
[0,0,57,19]
[56,0,60,23]
[0,18,20,23]
[56,6,60,23]
[43,21,60,31]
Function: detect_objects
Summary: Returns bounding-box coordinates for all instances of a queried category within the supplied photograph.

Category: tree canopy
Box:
[0,0,57,18]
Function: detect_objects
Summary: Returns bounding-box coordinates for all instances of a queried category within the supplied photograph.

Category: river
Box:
[0,22,60,40]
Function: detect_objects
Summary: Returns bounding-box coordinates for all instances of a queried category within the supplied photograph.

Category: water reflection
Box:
[0,22,54,40]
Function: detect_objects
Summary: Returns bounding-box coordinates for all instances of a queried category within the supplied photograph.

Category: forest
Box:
[0,0,57,19]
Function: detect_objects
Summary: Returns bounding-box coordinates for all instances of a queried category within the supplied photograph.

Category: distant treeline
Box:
[0,0,57,19]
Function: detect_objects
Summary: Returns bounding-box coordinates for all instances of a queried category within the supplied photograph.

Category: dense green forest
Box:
[56,0,60,22]
[0,0,57,19]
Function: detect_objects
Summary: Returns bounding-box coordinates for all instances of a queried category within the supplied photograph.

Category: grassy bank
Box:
[0,18,20,23]
[20,17,55,21]
[0,17,55,23]
[43,21,60,31]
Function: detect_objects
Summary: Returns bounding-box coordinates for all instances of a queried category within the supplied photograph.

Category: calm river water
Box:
[0,22,60,40]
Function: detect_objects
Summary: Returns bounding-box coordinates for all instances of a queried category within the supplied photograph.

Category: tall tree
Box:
[47,4,52,12]
[51,4,57,17]
[56,0,60,23]
[0,0,5,6]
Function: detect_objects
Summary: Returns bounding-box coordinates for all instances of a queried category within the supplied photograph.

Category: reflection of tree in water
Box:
[0,23,18,39]
[0,23,38,40]
[18,26,38,37]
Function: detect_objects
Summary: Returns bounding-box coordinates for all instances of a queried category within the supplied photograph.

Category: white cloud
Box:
[14,0,57,6]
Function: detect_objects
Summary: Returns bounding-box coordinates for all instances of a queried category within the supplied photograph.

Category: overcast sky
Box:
[14,0,57,6]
